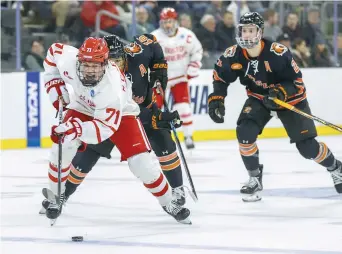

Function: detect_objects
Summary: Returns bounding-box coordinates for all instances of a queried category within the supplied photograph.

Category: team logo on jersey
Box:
[223,45,237,58]
[270,42,288,56]
[250,60,259,75]
[243,106,252,113]
[124,42,143,57]
[90,89,95,97]
[231,63,242,70]
[63,71,73,80]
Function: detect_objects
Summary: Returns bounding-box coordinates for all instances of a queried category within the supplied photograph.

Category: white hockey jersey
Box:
[151,27,203,86]
[43,43,140,144]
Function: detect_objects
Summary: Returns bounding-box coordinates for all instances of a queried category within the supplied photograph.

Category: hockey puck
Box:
[71,236,83,242]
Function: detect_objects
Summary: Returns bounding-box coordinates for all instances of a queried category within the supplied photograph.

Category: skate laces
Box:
[243,177,260,188]
[172,186,186,200]
[173,185,198,202]
[164,198,182,216]
[331,163,342,184]
[48,194,65,210]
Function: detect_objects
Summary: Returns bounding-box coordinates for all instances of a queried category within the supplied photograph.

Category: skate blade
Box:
[39,207,46,215]
[177,218,192,225]
[50,219,57,226]
[242,192,262,202]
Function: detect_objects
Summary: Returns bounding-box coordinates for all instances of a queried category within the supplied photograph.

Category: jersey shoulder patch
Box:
[270,42,288,56]
[223,45,238,58]
[136,34,155,46]
[124,42,143,57]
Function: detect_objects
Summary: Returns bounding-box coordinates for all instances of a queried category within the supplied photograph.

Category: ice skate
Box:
[185,136,195,150]
[172,186,186,206]
[329,160,342,193]
[163,197,191,224]
[241,165,263,202]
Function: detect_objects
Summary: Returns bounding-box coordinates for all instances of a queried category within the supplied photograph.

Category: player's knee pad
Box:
[173,102,192,125]
[128,152,171,205]
[127,152,161,182]
[296,138,320,159]
[236,120,260,144]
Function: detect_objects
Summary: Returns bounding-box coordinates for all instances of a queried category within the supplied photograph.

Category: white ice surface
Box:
[1,136,342,254]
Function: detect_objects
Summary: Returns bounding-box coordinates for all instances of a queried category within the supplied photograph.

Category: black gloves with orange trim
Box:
[149,59,168,91]
[262,85,288,110]
[139,103,182,130]
[208,93,225,123]
[151,104,182,130]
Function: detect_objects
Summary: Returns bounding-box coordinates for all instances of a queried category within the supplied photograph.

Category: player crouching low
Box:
[41,37,191,224]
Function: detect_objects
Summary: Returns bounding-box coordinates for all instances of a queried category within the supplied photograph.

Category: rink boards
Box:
[1,69,341,149]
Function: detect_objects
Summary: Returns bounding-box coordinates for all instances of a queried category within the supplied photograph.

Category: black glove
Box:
[208,93,225,123]
[151,104,182,130]
[262,85,288,110]
[150,59,168,91]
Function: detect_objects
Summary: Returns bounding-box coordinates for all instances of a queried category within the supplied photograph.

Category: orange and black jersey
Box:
[213,39,306,106]
[125,34,165,109]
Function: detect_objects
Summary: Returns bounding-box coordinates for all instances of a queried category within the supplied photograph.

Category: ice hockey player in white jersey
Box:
[151,7,203,150]
[43,37,191,224]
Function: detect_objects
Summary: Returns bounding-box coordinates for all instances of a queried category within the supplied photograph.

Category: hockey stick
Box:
[270,97,342,132]
[57,97,64,205]
[155,84,198,201]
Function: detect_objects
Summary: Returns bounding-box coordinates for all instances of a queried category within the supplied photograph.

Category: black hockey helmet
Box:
[239,12,264,29]
[236,12,264,49]
[104,35,127,70]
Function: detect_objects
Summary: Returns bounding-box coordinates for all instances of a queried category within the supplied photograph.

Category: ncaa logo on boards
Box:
[26,72,41,147]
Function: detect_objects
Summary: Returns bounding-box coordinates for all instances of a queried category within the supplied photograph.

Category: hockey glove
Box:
[208,93,225,123]
[45,79,70,111]
[150,59,168,91]
[51,118,82,144]
[151,104,182,130]
[187,61,201,80]
[263,85,288,110]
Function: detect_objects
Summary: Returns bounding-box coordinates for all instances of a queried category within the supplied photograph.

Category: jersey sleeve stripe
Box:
[44,58,56,67]
[49,47,54,56]
[91,120,102,143]
[93,119,117,133]
[55,43,64,50]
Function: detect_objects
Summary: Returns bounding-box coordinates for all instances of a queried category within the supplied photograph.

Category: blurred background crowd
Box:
[1,0,341,72]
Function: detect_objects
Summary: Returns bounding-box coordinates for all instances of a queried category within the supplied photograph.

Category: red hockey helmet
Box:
[160,7,178,20]
[78,37,109,63]
[159,8,179,36]
[77,37,109,87]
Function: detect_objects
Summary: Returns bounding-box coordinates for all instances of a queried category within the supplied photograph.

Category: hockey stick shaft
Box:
[57,97,64,205]
[271,98,342,132]
[162,97,198,201]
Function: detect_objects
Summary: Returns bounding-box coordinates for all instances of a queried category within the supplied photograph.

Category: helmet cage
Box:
[76,60,106,87]
[159,19,178,36]
[236,24,262,49]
